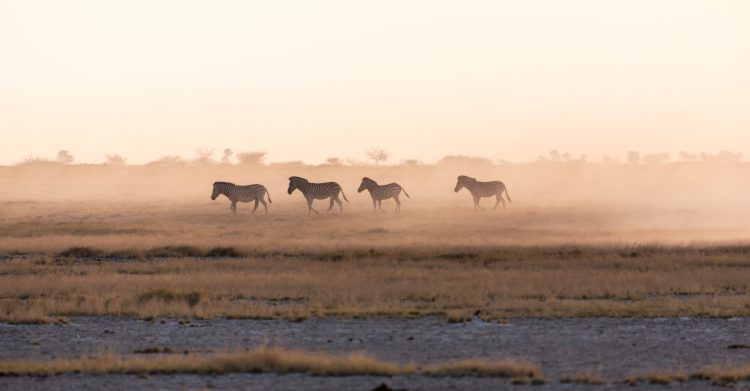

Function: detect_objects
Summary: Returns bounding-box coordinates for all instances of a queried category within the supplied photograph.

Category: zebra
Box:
[357,177,411,213]
[287,176,349,214]
[211,181,272,214]
[454,175,512,210]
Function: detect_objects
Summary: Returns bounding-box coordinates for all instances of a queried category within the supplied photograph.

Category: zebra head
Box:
[454,175,474,192]
[211,182,227,200]
[358,177,376,193]
[288,176,307,195]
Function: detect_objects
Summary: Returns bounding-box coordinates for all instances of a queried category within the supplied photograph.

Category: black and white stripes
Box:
[357,177,410,213]
[211,182,272,214]
[211,175,511,215]
[287,176,349,214]
[454,175,511,210]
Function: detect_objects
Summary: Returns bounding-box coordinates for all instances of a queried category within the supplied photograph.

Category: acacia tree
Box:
[626,151,641,165]
[56,150,74,164]
[679,151,698,162]
[104,154,127,165]
[236,151,267,166]
[366,149,388,165]
[325,157,342,166]
[194,149,215,165]
[221,148,234,164]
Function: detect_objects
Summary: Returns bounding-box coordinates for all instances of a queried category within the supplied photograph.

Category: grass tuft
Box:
[423,358,540,379]
[444,310,473,324]
[137,288,202,308]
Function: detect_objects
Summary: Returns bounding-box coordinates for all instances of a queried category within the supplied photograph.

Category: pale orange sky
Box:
[1,0,748,164]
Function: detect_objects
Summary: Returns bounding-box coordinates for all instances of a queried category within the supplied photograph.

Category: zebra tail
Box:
[340,188,349,202]
[401,186,411,198]
[266,188,273,204]
[505,187,512,203]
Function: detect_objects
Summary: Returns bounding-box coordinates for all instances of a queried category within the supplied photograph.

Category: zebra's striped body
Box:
[454,175,511,210]
[211,181,272,214]
[357,177,410,213]
[287,176,349,214]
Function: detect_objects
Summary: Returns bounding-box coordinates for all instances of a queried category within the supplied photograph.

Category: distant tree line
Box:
[11,148,747,167]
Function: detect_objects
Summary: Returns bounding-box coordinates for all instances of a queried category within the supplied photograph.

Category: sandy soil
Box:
[2,317,750,389]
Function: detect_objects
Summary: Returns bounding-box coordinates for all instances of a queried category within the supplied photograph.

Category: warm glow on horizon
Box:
[1,0,748,164]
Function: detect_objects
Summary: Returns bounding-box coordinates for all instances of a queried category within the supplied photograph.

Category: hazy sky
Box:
[1,0,748,164]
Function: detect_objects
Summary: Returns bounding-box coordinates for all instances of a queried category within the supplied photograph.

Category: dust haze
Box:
[2,154,749,246]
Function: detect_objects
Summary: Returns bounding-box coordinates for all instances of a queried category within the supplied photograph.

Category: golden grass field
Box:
[2,197,750,324]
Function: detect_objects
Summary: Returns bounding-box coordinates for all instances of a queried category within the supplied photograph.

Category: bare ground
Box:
[2,317,750,389]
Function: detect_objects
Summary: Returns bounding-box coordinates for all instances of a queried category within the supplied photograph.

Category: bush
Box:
[59,247,102,258]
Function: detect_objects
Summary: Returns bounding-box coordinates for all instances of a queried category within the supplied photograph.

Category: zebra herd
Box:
[211,176,511,215]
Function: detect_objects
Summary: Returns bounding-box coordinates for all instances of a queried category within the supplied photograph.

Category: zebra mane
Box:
[214,181,235,187]
[457,175,476,182]
[361,177,377,185]
[289,176,308,183]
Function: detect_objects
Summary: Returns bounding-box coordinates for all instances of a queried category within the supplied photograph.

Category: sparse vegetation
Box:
[137,288,202,308]
[423,358,539,378]
[0,346,539,379]
[3,240,750,321]
[366,149,389,165]
[630,366,750,387]
[56,150,75,165]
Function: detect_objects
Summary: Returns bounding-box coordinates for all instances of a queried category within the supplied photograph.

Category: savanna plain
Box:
[2,161,750,390]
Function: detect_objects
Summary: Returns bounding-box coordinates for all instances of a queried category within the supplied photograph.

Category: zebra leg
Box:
[252,199,259,213]
[372,199,377,213]
[307,197,319,215]
[474,196,484,211]
[326,197,336,214]
[231,201,237,214]
[394,195,401,213]
[378,199,386,213]
[335,197,343,213]
[259,198,268,214]
[493,195,501,210]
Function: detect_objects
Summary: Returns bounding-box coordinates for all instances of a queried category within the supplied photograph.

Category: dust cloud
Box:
[1,158,749,244]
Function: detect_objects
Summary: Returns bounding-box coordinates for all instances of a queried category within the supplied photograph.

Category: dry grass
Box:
[423,359,539,378]
[0,346,539,380]
[1,201,750,321]
[2,198,750,255]
[2,244,750,321]
[627,366,750,386]
[2,305,66,325]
